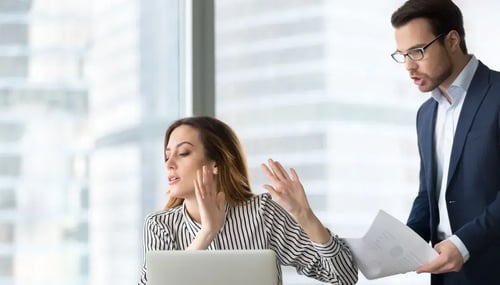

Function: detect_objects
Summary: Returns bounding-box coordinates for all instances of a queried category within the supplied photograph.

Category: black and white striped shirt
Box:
[139,193,358,285]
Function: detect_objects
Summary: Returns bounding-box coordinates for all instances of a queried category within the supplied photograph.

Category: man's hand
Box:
[416,240,464,274]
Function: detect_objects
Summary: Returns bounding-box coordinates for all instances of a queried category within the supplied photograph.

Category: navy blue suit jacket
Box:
[407,61,500,285]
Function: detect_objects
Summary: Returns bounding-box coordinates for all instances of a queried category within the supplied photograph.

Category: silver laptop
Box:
[146,249,279,285]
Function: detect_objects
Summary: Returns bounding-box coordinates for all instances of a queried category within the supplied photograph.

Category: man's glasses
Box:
[391,33,445,63]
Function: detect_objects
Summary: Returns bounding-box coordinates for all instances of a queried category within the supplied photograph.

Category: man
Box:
[390,0,500,284]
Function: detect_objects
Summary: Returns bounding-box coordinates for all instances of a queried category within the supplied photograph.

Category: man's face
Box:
[394,18,452,93]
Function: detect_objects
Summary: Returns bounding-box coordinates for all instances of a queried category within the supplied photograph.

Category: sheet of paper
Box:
[344,210,438,280]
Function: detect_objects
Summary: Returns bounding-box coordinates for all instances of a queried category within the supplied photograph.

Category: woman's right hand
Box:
[193,165,225,240]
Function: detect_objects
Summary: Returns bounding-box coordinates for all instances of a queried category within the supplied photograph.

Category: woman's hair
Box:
[164,116,254,209]
[391,0,467,54]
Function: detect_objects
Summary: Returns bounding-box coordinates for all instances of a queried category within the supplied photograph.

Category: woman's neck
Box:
[184,199,201,223]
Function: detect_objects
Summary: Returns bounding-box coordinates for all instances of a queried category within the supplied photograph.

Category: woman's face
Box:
[165,125,213,199]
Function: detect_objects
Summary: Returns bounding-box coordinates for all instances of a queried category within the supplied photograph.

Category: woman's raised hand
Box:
[261,158,330,244]
[261,158,312,220]
[194,165,225,236]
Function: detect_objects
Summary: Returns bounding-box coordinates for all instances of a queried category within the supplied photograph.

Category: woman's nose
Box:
[165,156,175,169]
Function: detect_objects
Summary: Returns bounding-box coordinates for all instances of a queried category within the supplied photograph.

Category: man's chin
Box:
[417,85,434,93]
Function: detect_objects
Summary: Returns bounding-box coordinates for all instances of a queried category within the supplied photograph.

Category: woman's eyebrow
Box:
[166,141,194,151]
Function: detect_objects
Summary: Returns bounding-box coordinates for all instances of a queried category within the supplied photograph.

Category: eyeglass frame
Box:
[391,33,445,63]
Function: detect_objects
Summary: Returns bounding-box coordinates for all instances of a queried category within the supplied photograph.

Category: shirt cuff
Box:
[448,235,470,263]
[311,230,344,258]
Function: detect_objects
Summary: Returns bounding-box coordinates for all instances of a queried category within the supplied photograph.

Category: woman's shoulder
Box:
[236,192,278,212]
[241,192,272,205]
[144,206,184,224]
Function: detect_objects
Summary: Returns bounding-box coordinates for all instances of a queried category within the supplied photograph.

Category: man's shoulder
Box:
[417,97,436,113]
[476,60,500,83]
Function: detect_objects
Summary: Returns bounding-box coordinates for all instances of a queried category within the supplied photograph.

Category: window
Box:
[0,156,21,177]
[0,189,16,209]
[0,256,13,277]
[1,0,499,285]
[0,224,14,244]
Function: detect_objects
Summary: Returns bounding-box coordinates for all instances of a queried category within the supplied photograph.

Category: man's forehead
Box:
[394,19,434,50]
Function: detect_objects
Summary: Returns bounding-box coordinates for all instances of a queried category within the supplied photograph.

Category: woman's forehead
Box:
[167,125,200,148]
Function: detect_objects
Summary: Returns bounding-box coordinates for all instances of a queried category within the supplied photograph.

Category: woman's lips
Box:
[168,176,180,185]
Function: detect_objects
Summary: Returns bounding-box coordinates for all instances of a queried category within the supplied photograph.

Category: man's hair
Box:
[391,0,467,53]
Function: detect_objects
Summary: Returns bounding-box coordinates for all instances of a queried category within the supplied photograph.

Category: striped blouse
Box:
[138,193,358,285]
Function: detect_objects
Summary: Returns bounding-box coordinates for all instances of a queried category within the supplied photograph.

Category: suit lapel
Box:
[420,100,438,200]
[419,100,439,238]
[447,62,491,186]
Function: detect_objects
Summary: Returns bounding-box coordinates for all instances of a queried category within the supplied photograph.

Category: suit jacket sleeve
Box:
[407,105,432,242]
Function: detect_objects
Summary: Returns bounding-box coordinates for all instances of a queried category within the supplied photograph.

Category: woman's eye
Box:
[179,152,190,157]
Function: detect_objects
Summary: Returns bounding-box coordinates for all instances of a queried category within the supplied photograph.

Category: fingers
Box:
[290,168,300,182]
[416,241,464,274]
[270,159,291,181]
[194,165,216,200]
[261,162,278,186]
[416,257,458,274]
[262,184,278,195]
[261,159,303,194]
[261,158,292,182]
[202,165,213,194]
[261,159,286,195]
[416,256,444,273]
[194,169,203,199]
[216,191,225,210]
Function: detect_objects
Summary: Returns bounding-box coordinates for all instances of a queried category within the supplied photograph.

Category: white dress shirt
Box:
[431,55,479,262]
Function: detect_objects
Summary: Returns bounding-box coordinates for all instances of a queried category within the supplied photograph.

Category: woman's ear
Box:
[208,161,218,175]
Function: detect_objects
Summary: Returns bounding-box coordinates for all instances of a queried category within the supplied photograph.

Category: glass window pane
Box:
[0,256,13,276]
[213,0,500,284]
[0,189,16,209]
[0,224,14,243]
[0,156,21,177]
[1,0,181,284]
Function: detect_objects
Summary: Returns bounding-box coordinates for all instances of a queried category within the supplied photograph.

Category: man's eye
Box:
[408,49,422,57]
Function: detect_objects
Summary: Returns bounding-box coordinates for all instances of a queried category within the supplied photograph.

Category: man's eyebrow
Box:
[396,42,428,53]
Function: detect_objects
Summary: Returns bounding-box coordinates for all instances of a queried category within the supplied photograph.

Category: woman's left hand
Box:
[261,158,330,244]
[261,158,312,220]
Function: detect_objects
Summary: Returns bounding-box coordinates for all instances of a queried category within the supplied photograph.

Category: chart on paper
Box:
[344,210,438,280]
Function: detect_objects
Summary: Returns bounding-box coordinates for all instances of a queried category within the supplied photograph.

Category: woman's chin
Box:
[168,189,193,199]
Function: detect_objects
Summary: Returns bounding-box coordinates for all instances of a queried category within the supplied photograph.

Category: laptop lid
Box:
[146,249,279,285]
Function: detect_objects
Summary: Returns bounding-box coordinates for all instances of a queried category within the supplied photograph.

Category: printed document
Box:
[344,210,438,279]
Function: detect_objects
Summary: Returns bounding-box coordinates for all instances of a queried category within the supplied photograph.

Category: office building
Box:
[0,0,89,284]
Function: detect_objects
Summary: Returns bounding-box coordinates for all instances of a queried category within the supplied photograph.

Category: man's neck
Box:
[439,54,472,97]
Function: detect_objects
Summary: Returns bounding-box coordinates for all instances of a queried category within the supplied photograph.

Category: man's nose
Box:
[405,57,418,71]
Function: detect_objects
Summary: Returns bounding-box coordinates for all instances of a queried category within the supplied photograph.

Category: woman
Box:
[138,116,358,285]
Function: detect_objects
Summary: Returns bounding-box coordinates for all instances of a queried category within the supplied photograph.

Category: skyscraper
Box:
[0,0,90,284]
[86,1,178,284]
[215,1,422,284]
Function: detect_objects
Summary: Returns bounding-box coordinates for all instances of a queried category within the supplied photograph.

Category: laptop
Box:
[146,249,279,285]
